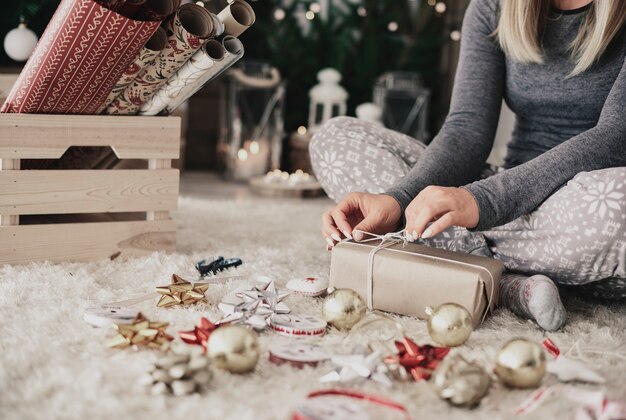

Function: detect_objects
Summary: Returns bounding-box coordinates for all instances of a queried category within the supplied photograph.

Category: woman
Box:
[310,0,626,331]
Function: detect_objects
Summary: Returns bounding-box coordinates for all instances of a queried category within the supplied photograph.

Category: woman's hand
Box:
[322,192,402,248]
[405,186,479,240]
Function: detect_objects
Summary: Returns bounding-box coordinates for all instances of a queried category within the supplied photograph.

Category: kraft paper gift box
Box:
[329,239,504,328]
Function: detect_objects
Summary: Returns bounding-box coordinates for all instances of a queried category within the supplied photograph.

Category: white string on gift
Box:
[349,229,496,323]
[351,230,409,309]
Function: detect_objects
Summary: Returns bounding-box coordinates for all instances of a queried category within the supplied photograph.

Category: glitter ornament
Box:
[495,338,546,388]
[432,354,490,407]
[426,303,473,347]
[322,288,366,330]
[207,325,260,374]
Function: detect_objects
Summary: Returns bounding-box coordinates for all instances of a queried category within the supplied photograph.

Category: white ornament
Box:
[4,22,38,62]
[355,103,383,126]
[308,68,348,132]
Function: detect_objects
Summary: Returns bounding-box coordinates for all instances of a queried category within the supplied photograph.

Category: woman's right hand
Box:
[322,192,402,248]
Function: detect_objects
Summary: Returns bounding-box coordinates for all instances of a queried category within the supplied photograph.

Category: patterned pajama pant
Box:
[310,117,626,299]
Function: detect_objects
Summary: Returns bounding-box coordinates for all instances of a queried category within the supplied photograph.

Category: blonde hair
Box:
[496,0,626,76]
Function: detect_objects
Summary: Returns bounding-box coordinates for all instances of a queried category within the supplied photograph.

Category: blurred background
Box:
[2,0,505,189]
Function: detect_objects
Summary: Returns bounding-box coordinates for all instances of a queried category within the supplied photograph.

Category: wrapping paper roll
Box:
[96,0,127,12]
[137,0,180,21]
[159,36,244,116]
[106,3,217,115]
[118,0,146,18]
[139,39,225,116]
[98,27,167,113]
[218,0,256,37]
[1,0,161,114]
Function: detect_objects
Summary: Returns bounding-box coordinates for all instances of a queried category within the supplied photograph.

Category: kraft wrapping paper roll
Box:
[218,0,256,37]
[160,36,244,115]
[98,26,167,113]
[106,3,217,115]
[0,0,161,114]
[138,39,225,116]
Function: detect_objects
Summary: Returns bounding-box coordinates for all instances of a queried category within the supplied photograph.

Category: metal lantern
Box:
[373,72,431,141]
[218,60,285,181]
[308,68,348,132]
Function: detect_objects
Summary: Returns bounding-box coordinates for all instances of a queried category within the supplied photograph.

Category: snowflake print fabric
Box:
[310,117,626,298]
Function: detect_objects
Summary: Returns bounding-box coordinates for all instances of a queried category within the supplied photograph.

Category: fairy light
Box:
[450,30,461,41]
[309,2,321,13]
[297,125,307,135]
[305,11,315,20]
[428,0,436,5]
[435,2,447,13]
[357,6,367,17]
[250,141,260,154]
[387,21,399,32]
[274,8,286,21]
[238,149,248,161]
[195,1,205,6]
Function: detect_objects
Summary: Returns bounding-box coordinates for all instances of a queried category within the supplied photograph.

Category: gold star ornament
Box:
[156,274,209,308]
[106,313,173,350]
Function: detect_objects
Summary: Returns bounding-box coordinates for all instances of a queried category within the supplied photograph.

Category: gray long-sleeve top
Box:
[385,0,626,231]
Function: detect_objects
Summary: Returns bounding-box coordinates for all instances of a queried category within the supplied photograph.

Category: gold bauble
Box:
[207,325,260,374]
[495,338,546,388]
[321,288,366,330]
[427,303,473,347]
[432,354,490,407]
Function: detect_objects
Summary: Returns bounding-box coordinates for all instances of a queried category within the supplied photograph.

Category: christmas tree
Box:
[238,0,450,132]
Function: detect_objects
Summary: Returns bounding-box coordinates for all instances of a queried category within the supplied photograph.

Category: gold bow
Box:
[107,313,173,350]
[156,274,209,308]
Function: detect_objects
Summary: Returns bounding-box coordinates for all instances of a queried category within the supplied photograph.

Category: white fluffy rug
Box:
[1,195,625,420]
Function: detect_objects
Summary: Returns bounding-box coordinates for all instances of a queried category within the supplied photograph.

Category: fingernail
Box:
[326,237,335,247]
[421,228,433,239]
[412,230,418,241]
[353,231,363,241]
[331,233,342,242]
[342,230,353,240]
[326,245,332,252]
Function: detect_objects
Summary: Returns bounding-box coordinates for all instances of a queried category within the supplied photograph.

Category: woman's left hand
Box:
[404,186,480,241]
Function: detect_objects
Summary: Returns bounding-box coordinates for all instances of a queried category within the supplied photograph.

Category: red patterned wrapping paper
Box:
[0,0,160,114]
[97,26,167,113]
[106,4,217,115]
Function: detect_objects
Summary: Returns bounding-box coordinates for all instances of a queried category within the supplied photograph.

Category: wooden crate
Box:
[0,113,181,265]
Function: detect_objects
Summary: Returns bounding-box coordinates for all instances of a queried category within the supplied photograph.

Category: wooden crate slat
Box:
[0,169,179,216]
[0,220,176,265]
[0,114,180,159]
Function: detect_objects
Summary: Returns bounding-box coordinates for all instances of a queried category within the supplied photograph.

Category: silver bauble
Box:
[427,303,473,347]
[207,325,260,374]
[321,288,366,330]
[495,338,546,388]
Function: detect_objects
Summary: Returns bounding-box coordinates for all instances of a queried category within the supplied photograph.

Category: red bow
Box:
[179,317,219,352]
[385,336,450,381]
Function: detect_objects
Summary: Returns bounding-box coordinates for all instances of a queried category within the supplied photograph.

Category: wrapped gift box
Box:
[329,239,504,327]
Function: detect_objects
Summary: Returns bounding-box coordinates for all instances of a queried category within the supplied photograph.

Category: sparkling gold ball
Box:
[427,303,473,347]
[495,338,546,388]
[207,325,260,374]
[321,288,366,330]
[433,354,491,407]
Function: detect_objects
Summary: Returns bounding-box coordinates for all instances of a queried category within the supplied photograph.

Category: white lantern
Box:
[308,68,348,132]
[4,22,38,62]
